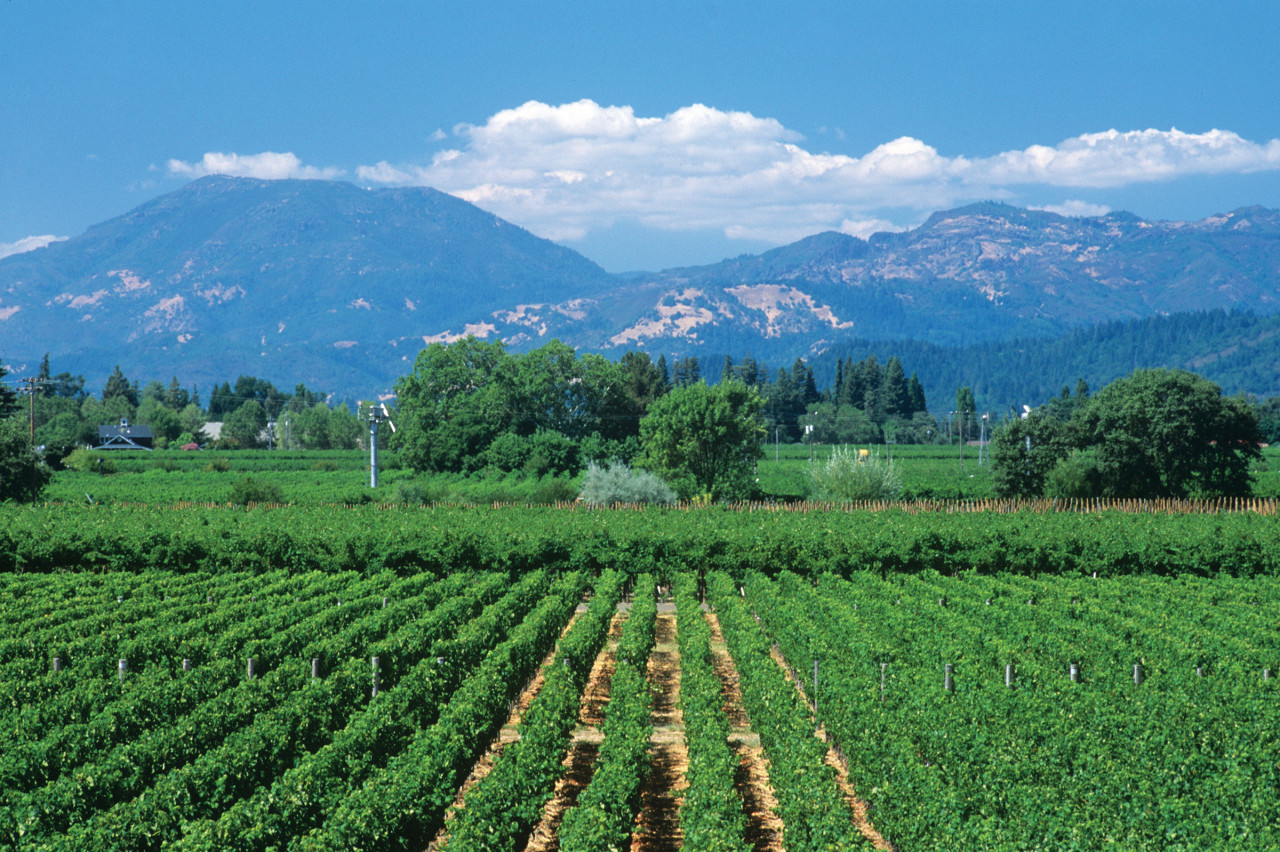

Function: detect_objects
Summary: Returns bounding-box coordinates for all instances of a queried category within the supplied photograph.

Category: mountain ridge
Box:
[3,176,1280,400]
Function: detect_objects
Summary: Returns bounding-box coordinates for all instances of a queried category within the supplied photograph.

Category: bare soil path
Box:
[524,602,629,852]
[430,592,816,852]
[705,610,785,852]
[429,600,600,852]
[768,645,894,851]
[631,602,686,852]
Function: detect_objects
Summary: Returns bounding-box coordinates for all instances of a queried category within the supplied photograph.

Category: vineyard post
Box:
[1133,663,1143,686]
[1196,666,1204,678]
[311,658,320,678]
[372,656,380,698]
[1005,663,1014,688]
[247,657,256,680]
[813,659,819,716]
[183,658,190,672]
[52,656,60,673]
[944,663,954,693]
[1265,669,1272,682]
[880,663,887,701]
[1069,663,1079,682]
[118,659,126,682]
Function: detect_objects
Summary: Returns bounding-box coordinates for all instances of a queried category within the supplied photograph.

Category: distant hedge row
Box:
[3,503,1278,579]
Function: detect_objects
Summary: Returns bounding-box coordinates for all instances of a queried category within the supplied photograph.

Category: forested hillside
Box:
[814,309,1280,412]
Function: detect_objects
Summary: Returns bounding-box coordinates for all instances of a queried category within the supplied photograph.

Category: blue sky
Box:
[4,1,1280,271]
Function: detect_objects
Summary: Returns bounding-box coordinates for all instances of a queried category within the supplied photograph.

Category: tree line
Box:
[5,354,362,455]
[991,369,1263,499]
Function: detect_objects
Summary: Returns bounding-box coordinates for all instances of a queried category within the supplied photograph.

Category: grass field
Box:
[40,442,1279,505]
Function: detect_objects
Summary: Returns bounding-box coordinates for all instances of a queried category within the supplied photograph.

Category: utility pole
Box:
[365,403,395,488]
[19,376,46,444]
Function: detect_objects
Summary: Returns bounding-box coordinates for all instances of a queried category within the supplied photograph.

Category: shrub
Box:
[204,457,232,473]
[228,476,284,506]
[530,475,580,505]
[393,479,457,505]
[807,447,902,502]
[483,430,581,478]
[63,448,116,475]
[1045,448,1102,499]
[0,418,53,501]
[578,461,677,506]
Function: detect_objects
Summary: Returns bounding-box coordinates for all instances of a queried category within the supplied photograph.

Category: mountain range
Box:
[3,175,1280,405]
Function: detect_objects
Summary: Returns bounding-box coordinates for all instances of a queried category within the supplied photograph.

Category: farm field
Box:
[39,444,1280,506]
[2,550,1277,850]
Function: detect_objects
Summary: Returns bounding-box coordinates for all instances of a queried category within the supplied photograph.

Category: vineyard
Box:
[1,503,1278,849]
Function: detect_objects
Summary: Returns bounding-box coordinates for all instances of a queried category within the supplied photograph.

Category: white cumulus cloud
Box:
[0,235,67,260]
[166,151,344,181]
[353,101,1280,247]
[1031,200,1114,218]
[166,103,1280,252]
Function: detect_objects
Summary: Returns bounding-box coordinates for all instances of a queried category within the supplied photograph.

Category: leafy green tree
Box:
[990,412,1079,498]
[509,340,607,438]
[288,405,334,449]
[639,379,765,501]
[327,403,362,450]
[222,399,268,449]
[805,402,881,445]
[1044,448,1103,499]
[1253,395,1280,445]
[602,351,667,440]
[1076,369,1261,498]
[178,403,207,443]
[37,410,94,451]
[395,337,513,472]
[0,417,52,502]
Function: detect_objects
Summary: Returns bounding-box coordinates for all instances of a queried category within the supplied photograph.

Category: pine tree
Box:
[880,357,911,418]
[36,354,52,397]
[103,365,139,407]
[655,355,671,395]
[0,360,18,419]
[908,373,927,413]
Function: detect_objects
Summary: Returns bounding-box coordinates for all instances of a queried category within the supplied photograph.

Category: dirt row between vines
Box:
[766,641,894,852]
[430,591,862,852]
